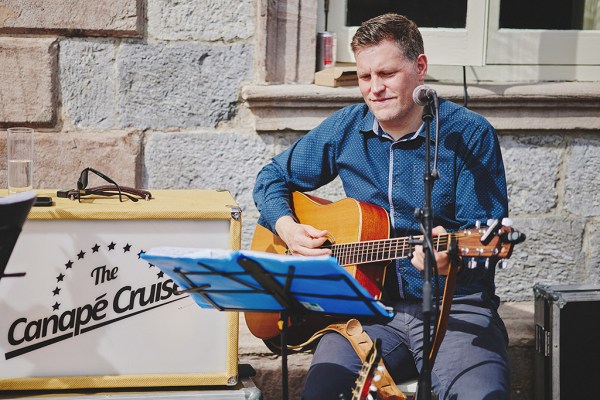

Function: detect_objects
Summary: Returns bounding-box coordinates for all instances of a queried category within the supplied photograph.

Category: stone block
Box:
[242,353,310,400]
[587,220,600,284]
[564,136,600,216]
[0,0,142,37]
[148,0,254,41]
[495,216,587,301]
[143,131,270,229]
[256,0,317,84]
[0,38,57,126]
[59,39,117,129]
[118,42,252,129]
[500,134,563,214]
[0,130,142,190]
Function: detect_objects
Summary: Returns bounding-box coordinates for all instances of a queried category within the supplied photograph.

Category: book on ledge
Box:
[141,247,393,319]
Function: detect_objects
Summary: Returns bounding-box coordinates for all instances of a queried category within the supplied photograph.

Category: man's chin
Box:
[371,111,399,124]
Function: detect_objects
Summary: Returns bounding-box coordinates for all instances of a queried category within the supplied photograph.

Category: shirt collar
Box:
[358,107,437,143]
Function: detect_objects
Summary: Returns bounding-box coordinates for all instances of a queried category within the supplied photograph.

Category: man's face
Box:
[355,39,427,134]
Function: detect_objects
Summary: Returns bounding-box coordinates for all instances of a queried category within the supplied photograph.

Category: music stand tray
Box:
[141,247,394,399]
[141,247,392,318]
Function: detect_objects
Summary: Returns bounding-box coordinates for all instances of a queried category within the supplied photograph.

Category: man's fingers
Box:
[286,228,332,256]
[303,225,328,238]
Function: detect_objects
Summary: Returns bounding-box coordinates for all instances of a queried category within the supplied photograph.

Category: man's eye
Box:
[359,75,371,80]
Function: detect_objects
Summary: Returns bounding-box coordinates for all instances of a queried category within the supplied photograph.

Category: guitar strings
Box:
[323,233,476,266]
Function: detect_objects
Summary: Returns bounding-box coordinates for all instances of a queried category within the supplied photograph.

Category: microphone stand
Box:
[415,98,438,400]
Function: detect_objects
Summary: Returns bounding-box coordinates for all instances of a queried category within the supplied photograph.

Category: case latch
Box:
[535,324,551,357]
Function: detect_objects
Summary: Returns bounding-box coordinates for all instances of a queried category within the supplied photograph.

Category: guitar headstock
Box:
[352,338,383,400]
[455,220,526,260]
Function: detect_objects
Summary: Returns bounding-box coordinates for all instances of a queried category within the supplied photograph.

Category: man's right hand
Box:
[275,215,332,256]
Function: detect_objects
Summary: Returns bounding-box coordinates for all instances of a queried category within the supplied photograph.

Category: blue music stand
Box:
[0,191,36,281]
[141,247,394,400]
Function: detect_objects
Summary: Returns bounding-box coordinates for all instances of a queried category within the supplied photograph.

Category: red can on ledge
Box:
[316,31,336,71]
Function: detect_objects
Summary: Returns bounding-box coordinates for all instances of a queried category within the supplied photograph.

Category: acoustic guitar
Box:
[352,338,383,400]
[245,191,522,348]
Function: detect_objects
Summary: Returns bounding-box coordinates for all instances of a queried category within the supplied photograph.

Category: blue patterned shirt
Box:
[253,99,508,304]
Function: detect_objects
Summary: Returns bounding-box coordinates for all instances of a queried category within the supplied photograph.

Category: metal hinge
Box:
[535,324,551,357]
[533,283,567,308]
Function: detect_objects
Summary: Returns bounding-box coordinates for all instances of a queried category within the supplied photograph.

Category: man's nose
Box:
[371,76,385,93]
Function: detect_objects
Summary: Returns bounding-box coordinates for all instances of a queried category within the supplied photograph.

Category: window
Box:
[487,0,600,65]
[324,0,488,66]
[321,0,600,80]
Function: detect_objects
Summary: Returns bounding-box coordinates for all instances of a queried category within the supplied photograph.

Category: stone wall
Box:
[1,1,600,400]
[0,0,254,188]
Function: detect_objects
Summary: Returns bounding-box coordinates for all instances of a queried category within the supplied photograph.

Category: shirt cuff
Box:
[259,198,294,233]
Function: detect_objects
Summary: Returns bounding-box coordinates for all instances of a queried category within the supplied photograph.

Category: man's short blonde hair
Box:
[351,13,424,62]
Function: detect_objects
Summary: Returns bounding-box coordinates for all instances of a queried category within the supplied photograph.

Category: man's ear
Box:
[416,54,428,79]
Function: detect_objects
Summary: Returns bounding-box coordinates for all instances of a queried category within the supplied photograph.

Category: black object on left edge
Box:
[0,191,36,280]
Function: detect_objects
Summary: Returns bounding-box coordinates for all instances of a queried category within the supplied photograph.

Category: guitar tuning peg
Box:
[498,259,509,269]
[485,258,490,269]
[475,220,481,229]
[501,217,513,227]
[481,219,501,245]
[367,394,375,400]
[467,258,477,269]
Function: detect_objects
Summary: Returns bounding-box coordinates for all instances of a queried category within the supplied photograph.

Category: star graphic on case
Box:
[92,244,100,253]
[137,250,145,259]
[123,244,132,252]
[52,287,61,296]
[77,250,86,259]
[108,242,116,251]
[157,271,164,279]
[56,273,65,282]
[148,263,155,269]
[52,302,60,311]
[65,260,73,269]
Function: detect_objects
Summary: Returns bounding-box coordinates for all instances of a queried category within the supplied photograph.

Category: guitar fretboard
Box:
[330,234,452,266]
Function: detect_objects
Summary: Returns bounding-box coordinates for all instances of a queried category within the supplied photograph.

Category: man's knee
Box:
[302,362,357,400]
[435,361,510,400]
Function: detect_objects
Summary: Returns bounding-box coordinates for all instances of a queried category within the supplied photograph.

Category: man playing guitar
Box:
[253,13,511,400]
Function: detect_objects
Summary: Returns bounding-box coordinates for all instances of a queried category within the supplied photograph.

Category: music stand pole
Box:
[236,257,303,400]
[280,309,290,400]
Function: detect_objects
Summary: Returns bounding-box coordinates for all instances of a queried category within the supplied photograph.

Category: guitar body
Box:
[245,192,391,345]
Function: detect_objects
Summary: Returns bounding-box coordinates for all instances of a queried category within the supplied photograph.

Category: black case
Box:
[534,284,600,399]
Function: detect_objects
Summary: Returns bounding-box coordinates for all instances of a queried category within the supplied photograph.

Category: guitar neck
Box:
[331,233,451,266]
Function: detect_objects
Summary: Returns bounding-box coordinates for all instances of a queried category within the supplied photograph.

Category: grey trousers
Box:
[302,293,510,400]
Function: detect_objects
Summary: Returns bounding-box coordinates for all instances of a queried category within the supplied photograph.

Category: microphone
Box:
[412,85,437,106]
